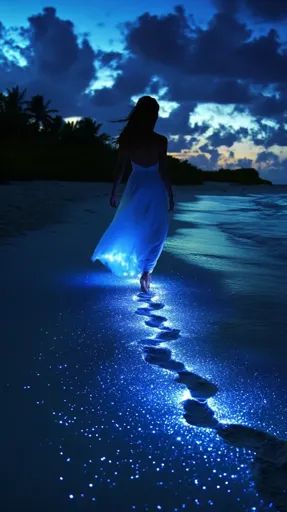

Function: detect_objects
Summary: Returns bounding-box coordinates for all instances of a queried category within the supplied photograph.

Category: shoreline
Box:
[2,179,287,192]
[1,180,286,245]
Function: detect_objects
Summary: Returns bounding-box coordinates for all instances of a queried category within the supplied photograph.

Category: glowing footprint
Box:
[145,315,167,328]
[176,370,218,400]
[183,399,219,429]
[155,329,180,341]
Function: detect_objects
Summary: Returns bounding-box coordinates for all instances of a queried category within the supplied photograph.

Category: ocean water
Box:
[165,193,287,365]
[162,192,287,510]
[166,193,287,299]
[165,192,287,417]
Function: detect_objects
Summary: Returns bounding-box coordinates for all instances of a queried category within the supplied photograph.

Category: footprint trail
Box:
[134,290,287,512]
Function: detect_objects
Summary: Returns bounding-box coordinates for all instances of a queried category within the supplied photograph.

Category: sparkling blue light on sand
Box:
[66,271,139,288]
[92,251,139,277]
[37,259,282,511]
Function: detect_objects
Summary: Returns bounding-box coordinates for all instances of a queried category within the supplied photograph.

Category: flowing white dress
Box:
[91,160,170,277]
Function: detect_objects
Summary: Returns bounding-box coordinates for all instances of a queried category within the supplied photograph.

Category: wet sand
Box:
[1,180,286,243]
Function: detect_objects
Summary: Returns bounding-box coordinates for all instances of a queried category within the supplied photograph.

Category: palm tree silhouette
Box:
[48,114,65,138]
[59,117,111,145]
[74,117,103,141]
[0,86,29,138]
[4,85,27,113]
[24,94,58,132]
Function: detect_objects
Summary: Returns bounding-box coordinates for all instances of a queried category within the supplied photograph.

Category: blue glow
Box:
[46,268,285,509]
[8,188,284,510]
[64,270,139,288]
[90,160,169,276]
[92,251,139,277]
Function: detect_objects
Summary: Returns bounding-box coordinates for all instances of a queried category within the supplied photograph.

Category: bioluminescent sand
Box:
[1,181,287,512]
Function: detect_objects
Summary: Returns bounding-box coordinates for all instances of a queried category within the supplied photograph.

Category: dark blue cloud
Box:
[210,79,253,104]
[0,4,287,181]
[92,56,151,106]
[251,95,286,117]
[255,150,287,185]
[189,145,221,170]
[244,0,287,21]
[158,104,210,146]
[213,0,240,15]
[251,122,287,148]
[96,50,123,67]
[236,157,253,168]
[0,7,97,115]
[121,7,287,89]
[156,101,197,134]
[123,6,194,70]
[214,0,287,20]
[1,5,286,118]
[256,151,280,164]
[206,126,249,148]
[236,29,287,84]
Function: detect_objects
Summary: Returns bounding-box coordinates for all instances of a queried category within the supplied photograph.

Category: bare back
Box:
[127,132,167,167]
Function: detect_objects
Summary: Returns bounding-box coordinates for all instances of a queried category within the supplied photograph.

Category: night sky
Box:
[0,0,287,183]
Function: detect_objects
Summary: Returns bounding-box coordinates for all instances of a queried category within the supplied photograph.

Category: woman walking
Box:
[91,95,174,292]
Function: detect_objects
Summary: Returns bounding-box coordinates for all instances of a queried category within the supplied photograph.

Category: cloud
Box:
[2,5,286,117]
[214,0,287,21]
[255,151,287,184]
[251,94,287,118]
[121,7,287,92]
[1,4,287,181]
[189,153,213,170]
[96,50,123,67]
[252,122,287,148]
[256,150,280,164]
[157,102,207,135]
[168,76,253,105]
[192,144,221,170]
[92,56,151,107]
[123,5,193,70]
[206,125,248,148]
[244,0,287,21]
[167,135,192,153]
[0,7,97,115]
[213,0,240,15]
[236,157,253,168]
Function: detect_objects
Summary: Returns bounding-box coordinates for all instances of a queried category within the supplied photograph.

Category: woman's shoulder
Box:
[153,132,168,146]
[153,131,167,141]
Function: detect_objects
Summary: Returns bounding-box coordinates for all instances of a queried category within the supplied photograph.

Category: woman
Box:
[91,95,174,292]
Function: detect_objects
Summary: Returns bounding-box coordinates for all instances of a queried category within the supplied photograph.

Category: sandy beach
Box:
[1,180,287,512]
[1,180,286,243]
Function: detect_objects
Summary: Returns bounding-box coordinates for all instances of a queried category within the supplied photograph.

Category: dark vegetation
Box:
[0,86,271,185]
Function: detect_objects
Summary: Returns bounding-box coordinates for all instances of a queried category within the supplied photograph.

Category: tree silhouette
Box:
[0,83,272,185]
[47,114,65,138]
[0,86,29,138]
[73,117,103,142]
[3,85,27,112]
[58,120,77,143]
[58,117,111,145]
[24,94,58,133]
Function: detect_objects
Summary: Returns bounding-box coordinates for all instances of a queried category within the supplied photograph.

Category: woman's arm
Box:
[110,147,130,207]
[158,136,174,211]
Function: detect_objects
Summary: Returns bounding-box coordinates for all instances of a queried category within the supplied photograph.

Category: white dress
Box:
[91,160,170,277]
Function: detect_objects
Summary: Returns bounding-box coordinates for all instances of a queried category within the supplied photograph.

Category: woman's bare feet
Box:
[140,271,150,293]
[146,273,151,291]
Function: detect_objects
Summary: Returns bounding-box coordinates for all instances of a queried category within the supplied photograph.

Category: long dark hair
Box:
[111,96,159,149]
